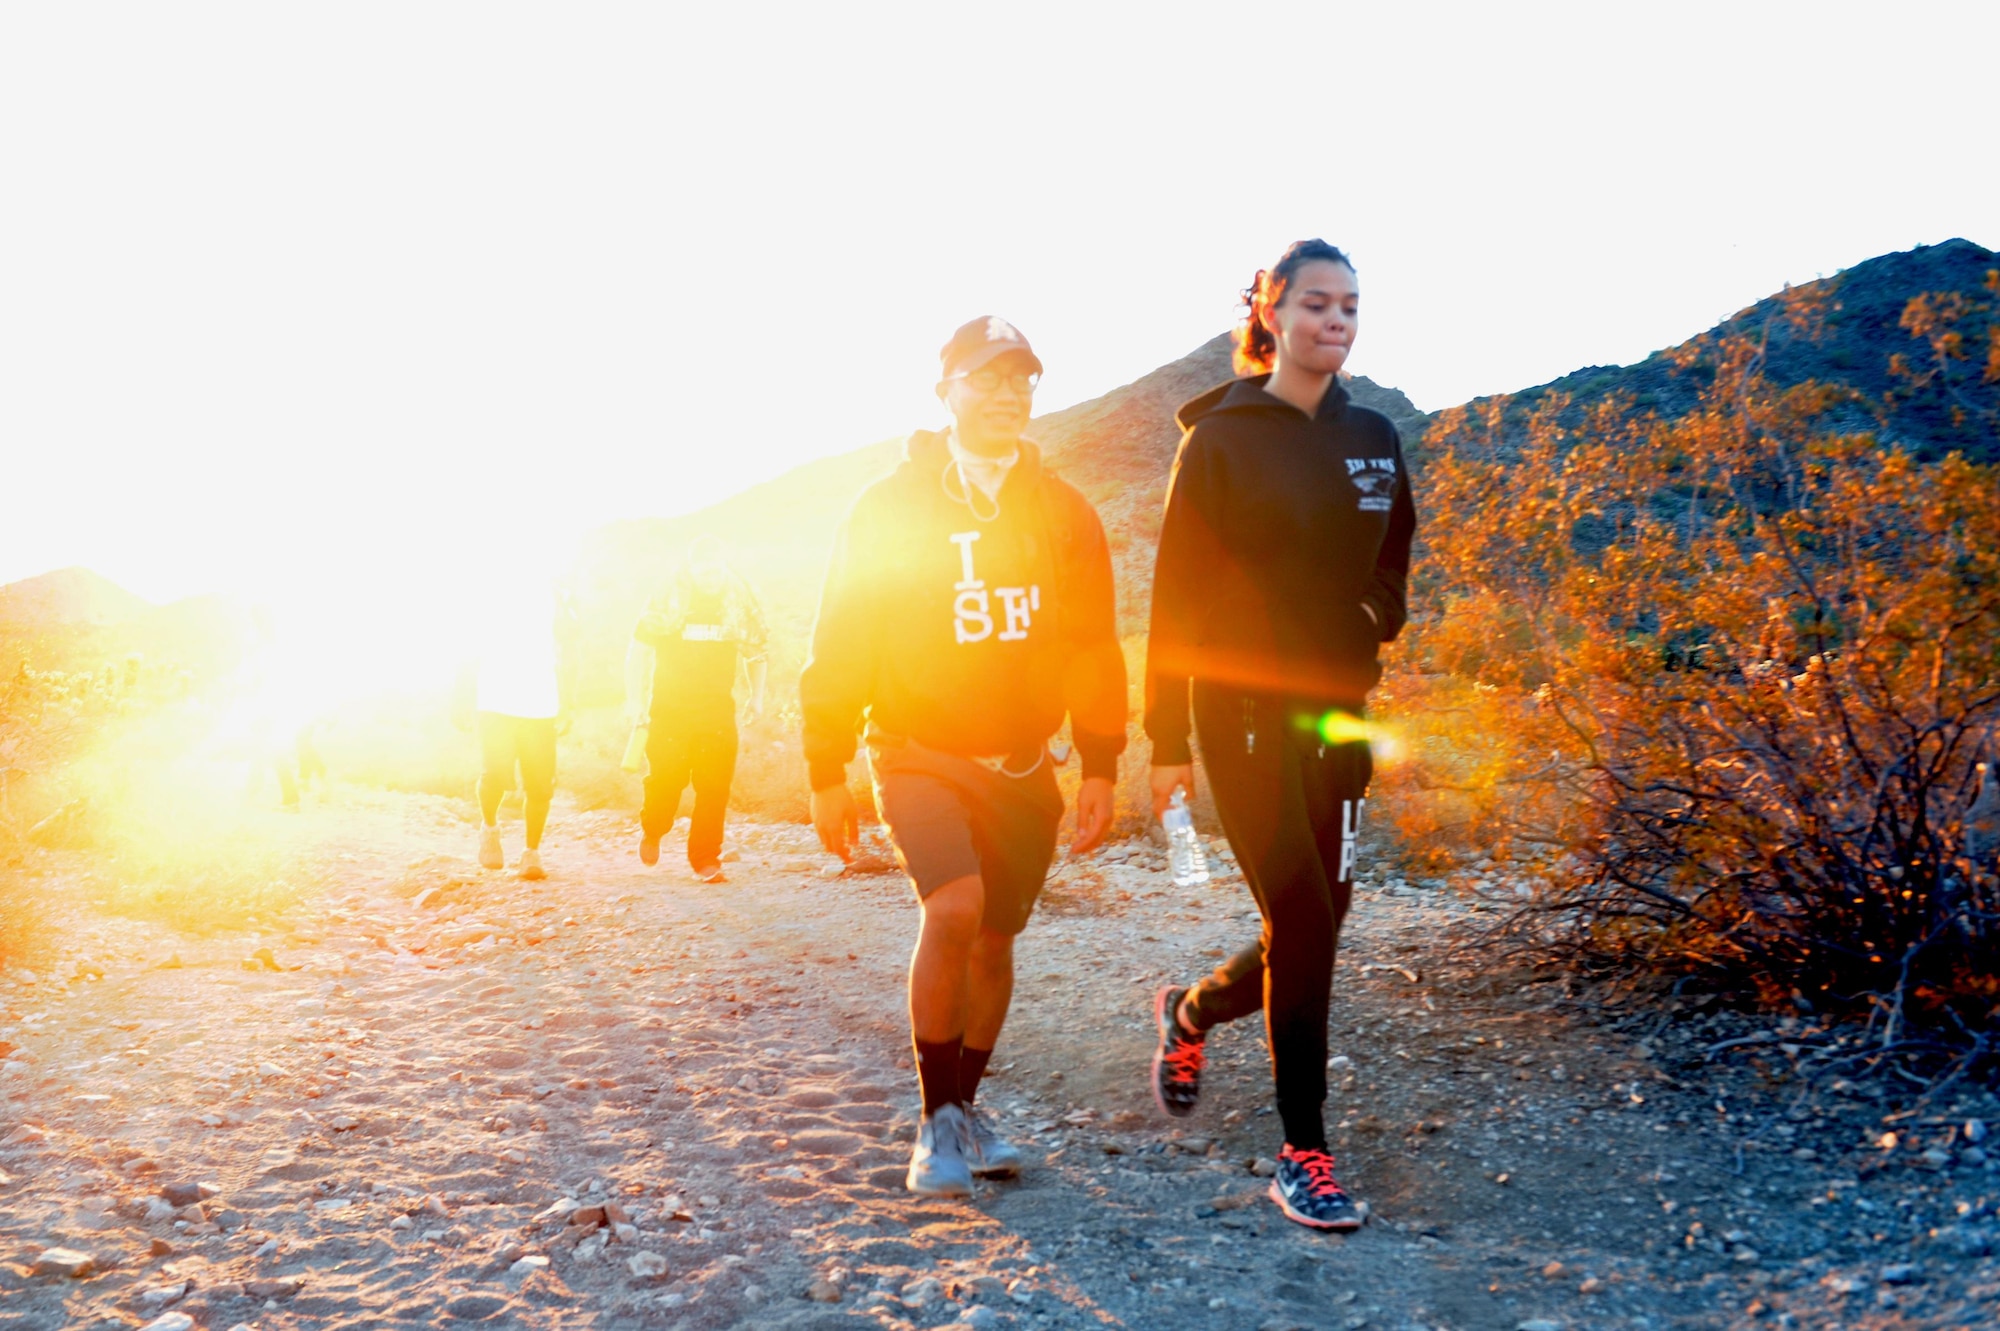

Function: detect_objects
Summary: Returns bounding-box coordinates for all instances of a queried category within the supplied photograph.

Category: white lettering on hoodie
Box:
[950,530,1039,644]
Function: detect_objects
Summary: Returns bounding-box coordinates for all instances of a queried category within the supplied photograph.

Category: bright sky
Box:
[4,1,1994,643]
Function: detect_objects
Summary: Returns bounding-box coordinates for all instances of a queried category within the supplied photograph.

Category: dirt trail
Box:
[5,790,2000,1331]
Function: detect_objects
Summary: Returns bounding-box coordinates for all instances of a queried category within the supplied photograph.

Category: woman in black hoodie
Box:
[1144,239,1416,1231]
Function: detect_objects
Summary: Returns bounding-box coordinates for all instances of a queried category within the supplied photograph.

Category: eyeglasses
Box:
[945,368,1041,395]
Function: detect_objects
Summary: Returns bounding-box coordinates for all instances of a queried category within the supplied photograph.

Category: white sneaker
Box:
[517,848,545,881]
[966,1105,1023,1179]
[478,825,504,871]
[906,1103,974,1197]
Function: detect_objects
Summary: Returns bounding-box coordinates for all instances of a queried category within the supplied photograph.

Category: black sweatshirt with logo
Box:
[1144,375,1417,766]
[801,430,1128,790]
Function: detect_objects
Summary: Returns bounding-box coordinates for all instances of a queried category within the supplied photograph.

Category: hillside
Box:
[14,239,1988,705]
[574,240,1995,697]
[572,340,1421,690]
[0,567,151,627]
[1469,238,1999,463]
[0,569,243,682]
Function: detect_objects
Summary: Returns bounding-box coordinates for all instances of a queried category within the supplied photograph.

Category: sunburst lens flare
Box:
[1314,711,1372,746]
[1301,711,1405,765]
[1369,726,1406,766]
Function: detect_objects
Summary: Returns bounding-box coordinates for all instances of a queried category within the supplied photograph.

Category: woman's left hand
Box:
[1150,764,1194,819]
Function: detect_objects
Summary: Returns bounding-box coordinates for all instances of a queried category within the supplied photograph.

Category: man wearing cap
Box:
[801,317,1127,1198]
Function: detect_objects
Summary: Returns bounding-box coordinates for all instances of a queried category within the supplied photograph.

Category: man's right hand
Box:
[812,783,859,862]
[1150,764,1195,819]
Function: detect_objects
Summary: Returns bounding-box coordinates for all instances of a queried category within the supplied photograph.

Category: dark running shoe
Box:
[1269,1144,1363,1231]
[1151,985,1205,1118]
[639,834,660,867]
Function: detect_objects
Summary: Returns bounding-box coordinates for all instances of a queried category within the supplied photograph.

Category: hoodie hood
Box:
[900,428,1045,479]
[1175,374,1351,432]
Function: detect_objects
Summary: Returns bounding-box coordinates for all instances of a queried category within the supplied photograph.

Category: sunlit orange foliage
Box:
[1383,293,2000,1024]
[1890,267,2000,431]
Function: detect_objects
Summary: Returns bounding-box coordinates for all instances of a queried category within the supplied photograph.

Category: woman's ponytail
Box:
[1233,269,1278,375]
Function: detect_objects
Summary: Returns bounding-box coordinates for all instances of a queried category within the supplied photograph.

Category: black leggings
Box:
[478,713,557,848]
[1180,685,1370,1152]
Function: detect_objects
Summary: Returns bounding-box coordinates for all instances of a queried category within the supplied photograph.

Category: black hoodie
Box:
[801,430,1128,790]
[1144,375,1417,765]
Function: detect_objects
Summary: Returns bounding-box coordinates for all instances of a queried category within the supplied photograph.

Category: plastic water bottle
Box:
[1163,788,1211,888]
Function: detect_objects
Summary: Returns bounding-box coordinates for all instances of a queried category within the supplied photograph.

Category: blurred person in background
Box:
[294,719,327,795]
[456,571,579,881]
[627,535,769,881]
[239,607,320,810]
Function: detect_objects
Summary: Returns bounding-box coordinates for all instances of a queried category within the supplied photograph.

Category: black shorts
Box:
[866,736,1065,937]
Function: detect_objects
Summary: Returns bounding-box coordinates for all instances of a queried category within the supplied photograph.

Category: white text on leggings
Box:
[950,531,1039,645]
[1339,798,1365,883]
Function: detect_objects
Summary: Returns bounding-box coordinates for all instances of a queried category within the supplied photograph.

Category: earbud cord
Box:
[941,457,1001,523]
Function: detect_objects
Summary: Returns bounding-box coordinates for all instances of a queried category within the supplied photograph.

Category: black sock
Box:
[914,1036,963,1117]
[958,1045,994,1106]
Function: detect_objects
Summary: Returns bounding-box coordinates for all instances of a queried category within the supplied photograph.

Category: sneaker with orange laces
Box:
[1150,985,1205,1118]
[1269,1144,1364,1231]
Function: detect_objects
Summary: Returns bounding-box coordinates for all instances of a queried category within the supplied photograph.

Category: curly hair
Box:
[1233,239,1355,376]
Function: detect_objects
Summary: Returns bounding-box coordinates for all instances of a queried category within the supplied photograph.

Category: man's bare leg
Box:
[962,924,1024,1175]
[905,873,983,1196]
[964,927,1015,1064]
[907,879,1022,1139]
[910,873,983,1045]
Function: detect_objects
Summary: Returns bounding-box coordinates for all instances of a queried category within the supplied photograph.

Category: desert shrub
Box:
[316,690,476,799]
[73,754,299,933]
[0,672,74,964]
[1,682,302,941]
[1384,294,2000,1040]
[724,706,815,824]
[1366,670,1578,874]
[557,707,638,813]
[1889,267,2000,433]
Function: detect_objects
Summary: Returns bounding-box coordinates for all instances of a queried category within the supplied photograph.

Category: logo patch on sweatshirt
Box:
[1346,457,1399,513]
[950,531,1040,644]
